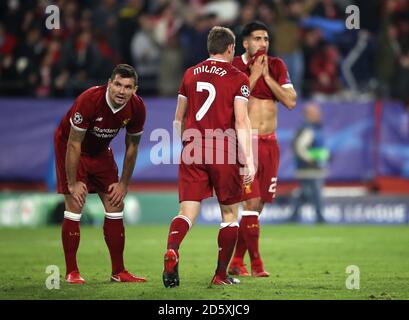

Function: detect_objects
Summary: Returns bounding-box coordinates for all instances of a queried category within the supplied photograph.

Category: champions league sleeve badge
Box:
[72,112,83,125]
[241,85,250,98]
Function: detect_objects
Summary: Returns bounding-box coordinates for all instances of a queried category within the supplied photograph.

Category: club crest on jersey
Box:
[241,85,250,97]
[73,112,83,125]
[122,118,130,127]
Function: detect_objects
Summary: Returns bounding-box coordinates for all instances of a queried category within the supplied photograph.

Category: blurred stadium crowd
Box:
[0,0,408,106]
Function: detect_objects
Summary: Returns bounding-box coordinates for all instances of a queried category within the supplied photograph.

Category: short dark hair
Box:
[242,21,269,38]
[110,64,138,85]
[207,26,236,55]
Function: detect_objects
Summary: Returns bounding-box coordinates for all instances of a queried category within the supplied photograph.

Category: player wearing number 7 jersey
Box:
[163,26,255,287]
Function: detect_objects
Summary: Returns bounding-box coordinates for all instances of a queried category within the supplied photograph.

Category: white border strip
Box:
[207,57,228,63]
[105,211,124,220]
[64,211,82,221]
[241,210,259,217]
[105,89,126,114]
[126,130,143,136]
[235,96,249,102]
[173,215,192,229]
[69,118,87,132]
[241,53,248,65]
[220,222,239,229]
[282,83,294,89]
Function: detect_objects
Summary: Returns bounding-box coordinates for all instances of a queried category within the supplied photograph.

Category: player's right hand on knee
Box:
[68,181,88,207]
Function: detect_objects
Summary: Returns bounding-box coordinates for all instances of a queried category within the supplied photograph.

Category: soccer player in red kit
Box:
[162,26,255,287]
[229,21,297,277]
[54,64,147,284]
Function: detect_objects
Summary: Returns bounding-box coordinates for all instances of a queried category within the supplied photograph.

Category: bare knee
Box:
[178,201,201,224]
[220,203,239,223]
[64,195,84,214]
[98,192,124,213]
[243,197,263,213]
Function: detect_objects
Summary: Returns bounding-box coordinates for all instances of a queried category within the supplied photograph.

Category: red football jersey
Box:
[178,58,250,141]
[232,54,292,100]
[55,85,146,155]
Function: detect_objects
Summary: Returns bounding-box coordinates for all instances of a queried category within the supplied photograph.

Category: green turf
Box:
[0,225,408,300]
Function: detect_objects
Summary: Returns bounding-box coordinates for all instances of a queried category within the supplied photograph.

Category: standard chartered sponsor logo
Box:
[93,127,118,133]
[91,126,119,138]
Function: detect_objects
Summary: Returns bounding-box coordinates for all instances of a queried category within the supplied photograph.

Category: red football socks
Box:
[215,223,239,277]
[241,215,260,261]
[62,212,81,275]
[231,222,247,262]
[167,215,192,253]
[103,216,125,275]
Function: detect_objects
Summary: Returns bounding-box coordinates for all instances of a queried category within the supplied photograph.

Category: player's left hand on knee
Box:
[108,182,127,207]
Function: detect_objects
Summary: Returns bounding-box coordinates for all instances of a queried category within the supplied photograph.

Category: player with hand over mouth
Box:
[229,21,297,277]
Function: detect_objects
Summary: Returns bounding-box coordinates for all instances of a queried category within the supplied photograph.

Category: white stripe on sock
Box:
[105,211,124,220]
[220,222,239,229]
[64,211,81,221]
[241,210,259,217]
[173,215,192,229]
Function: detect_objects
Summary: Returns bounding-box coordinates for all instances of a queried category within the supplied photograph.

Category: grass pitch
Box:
[0,225,408,300]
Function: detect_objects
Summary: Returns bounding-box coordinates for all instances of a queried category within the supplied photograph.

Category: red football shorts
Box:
[242,133,280,203]
[54,132,119,194]
[178,141,243,205]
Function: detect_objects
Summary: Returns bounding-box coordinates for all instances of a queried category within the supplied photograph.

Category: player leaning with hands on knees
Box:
[162,26,255,287]
[54,64,147,284]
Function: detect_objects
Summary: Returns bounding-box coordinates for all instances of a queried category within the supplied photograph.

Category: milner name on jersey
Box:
[193,65,227,77]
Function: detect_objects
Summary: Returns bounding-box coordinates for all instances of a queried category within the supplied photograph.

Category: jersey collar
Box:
[241,54,249,65]
[206,57,228,63]
[105,89,127,114]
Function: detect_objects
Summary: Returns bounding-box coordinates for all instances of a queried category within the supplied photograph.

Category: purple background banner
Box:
[379,101,409,177]
[0,98,407,185]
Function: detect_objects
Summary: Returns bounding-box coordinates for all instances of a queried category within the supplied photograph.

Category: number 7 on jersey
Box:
[195,82,216,121]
